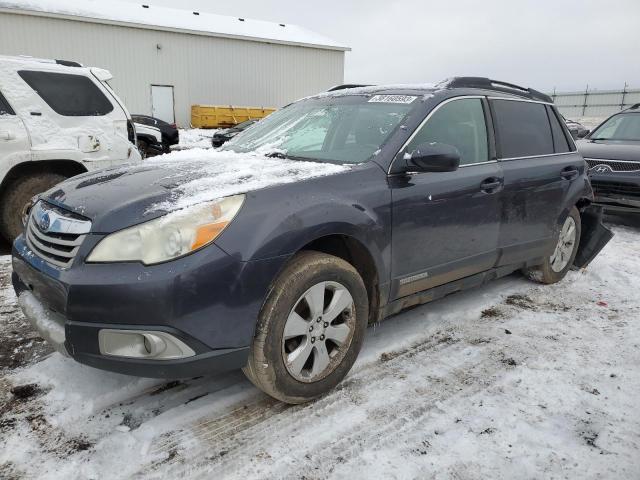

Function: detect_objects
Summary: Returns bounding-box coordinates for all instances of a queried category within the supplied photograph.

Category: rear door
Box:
[0,90,30,164]
[389,96,503,299]
[490,98,582,265]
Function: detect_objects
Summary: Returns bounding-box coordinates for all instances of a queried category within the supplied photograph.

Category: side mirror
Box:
[404,142,460,173]
[577,129,590,139]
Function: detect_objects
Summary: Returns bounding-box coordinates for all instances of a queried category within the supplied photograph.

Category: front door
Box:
[151,85,175,124]
[0,90,30,163]
[390,97,503,300]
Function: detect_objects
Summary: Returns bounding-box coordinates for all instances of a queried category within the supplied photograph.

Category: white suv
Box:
[0,55,142,242]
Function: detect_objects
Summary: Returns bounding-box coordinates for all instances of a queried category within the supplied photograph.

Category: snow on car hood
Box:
[44,147,351,231]
[145,148,351,212]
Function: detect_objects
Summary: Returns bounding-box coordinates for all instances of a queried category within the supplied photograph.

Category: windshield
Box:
[221,96,416,164]
[590,113,640,141]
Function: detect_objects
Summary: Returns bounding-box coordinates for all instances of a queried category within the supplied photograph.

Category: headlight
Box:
[87,195,245,265]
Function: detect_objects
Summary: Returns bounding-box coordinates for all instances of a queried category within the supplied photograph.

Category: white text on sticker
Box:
[369,95,417,104]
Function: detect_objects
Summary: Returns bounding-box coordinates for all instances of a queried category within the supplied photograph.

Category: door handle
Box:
[0,131,15,141]
[480,177,503,193]
[561,166,579,180]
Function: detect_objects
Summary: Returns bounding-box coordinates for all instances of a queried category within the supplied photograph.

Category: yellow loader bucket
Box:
[191,105,276,128]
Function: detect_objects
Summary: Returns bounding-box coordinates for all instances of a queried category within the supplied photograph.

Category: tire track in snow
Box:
[138,324,518,478]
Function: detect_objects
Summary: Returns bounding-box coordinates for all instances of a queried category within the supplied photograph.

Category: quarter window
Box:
[546,106,572,153]
[18,71,114,116]
[492,99,553,158]
[406,98,489,166]
[0,91,14,115]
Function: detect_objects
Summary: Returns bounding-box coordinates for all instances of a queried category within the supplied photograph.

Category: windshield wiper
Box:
[265,151,320,162]
[265,151,288,159]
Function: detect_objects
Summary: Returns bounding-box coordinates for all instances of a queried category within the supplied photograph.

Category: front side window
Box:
[223,96,415,164]
[492,99,553,158]
[0,91,14,115]
[132,115,155,126]
[405,98,489,166]
[590,113,640,141]
[18,70,114,116]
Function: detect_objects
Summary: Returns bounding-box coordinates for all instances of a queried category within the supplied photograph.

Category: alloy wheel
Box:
[282,281,356,383]
[550,216,577,273]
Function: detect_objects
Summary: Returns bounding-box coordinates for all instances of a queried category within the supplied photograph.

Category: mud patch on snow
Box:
[0,257,52,371]
[504,293,537,310]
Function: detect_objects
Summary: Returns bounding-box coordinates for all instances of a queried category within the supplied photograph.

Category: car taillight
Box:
[169,123,177,129]
[127,119,136,143]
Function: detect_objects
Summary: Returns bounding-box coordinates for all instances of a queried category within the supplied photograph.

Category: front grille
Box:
[591,180,640,197]
[25,202,90,269]
[585,158,640,172]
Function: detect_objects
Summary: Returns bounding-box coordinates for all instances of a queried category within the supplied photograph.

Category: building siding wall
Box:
[0,12,345,126]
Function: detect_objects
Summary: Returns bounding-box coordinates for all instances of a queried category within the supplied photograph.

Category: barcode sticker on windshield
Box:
[368,95,417,104]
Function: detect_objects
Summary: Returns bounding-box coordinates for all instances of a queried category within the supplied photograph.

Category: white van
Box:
[0,55,142,242]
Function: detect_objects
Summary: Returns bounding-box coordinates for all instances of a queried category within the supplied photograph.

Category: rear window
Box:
[492,99,553,158]
[546,106,572,153]
[0,91,14,115]
[18,71,114,116]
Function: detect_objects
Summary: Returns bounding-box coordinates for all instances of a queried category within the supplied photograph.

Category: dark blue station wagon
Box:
[12,77,612,403]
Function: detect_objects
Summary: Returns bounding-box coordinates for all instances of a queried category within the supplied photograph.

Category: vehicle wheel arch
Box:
[296,233,382,325]
[0,159,87,196]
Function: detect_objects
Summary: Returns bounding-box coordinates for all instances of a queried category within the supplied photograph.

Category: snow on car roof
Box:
[0,0,349,51]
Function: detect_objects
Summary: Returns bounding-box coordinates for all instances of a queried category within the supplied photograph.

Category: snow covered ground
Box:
[174,129,220,150]
[0,215,638,479]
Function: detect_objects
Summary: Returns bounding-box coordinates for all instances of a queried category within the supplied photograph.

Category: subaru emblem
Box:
[39,212,51,232]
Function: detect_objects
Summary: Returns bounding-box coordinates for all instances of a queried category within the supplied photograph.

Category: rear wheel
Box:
[243,251,368,404]
[524,207,581,284]
[0,172,67,243]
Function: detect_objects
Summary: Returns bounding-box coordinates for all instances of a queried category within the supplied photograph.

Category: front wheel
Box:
[243,251,369,404]
[524,206,582,284]
[137,139,149,159]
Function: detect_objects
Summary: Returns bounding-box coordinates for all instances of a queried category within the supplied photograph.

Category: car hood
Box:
[577,139,640,161]
[42,149,351,233]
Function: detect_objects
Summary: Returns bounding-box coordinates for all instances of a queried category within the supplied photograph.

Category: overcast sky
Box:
[123,0,639,92]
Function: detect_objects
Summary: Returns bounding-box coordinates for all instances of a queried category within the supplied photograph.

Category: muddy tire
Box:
[137,139,149,159]
[0,172,67,243]
[243,251,369,404]
[523,207,582,285]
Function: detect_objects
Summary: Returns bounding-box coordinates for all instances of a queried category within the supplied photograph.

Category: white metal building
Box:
[0,0,349,126]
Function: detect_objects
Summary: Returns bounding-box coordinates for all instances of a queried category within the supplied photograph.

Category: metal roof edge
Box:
[0,7,352,52]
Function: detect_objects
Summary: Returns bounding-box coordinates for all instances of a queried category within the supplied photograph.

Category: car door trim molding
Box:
[499,151,576,162]
[388,95,486,174]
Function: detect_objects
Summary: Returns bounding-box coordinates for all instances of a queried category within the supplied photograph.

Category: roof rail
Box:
[624,103,640,111]
[55,59,83,67]
[327,84,373,92]
[437,77,553,103]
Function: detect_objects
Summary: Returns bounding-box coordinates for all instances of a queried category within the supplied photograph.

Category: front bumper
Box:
[12,235,288,378]
[589,171,640,212]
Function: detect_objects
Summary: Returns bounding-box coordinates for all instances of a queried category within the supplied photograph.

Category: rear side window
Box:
[18,71,114,116]
[0,91,14,115]
[546,106,572,153]
[492,99,553,158]
[406,98,489,166]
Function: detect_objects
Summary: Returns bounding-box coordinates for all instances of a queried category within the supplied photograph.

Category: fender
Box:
[215,163,392,288]
[0,150,32,186]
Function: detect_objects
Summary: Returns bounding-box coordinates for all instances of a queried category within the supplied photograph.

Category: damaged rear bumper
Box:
[574,205,614,269]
